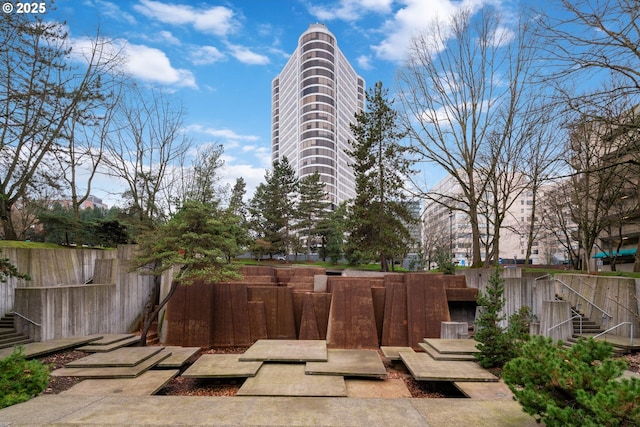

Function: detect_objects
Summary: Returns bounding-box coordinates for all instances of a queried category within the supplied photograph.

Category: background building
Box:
[272,23,365,207]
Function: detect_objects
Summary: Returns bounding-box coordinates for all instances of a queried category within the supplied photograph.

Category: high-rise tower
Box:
[271,23,365,206]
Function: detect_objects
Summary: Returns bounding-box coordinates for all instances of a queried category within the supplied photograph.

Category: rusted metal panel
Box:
[381,280,409,347]
[442,275,467,289]
[446,288,479,301]
[241,265,274,277]
[292,291,306,337]
[326,281,379,349]
[313,293,332,340]
[248,301,268,342]
[211,283,251,347]
[164,282,188,346]
[298,293,321,340]
[406,273,450,349]
[371,287,386,344]
[184,281,215,347]
[247,286,296,339]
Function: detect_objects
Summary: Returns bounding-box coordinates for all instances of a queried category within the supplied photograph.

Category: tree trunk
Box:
[139,279,178,347]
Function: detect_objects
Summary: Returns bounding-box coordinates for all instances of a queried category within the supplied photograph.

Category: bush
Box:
[0,347,50,408]
[503,336,640,426]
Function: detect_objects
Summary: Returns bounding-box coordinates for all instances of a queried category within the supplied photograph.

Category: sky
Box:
[46,0,523,207]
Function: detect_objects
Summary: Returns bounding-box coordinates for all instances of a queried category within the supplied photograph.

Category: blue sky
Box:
[48,0,522,206]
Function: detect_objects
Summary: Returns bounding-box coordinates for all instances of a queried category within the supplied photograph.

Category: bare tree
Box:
[399,8,546,267]
[534,0,640,269]
[56,45,124,219]
[104,84,191,230]
[0,14,118,239]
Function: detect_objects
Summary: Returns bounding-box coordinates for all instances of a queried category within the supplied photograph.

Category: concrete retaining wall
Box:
[7,245,153,342]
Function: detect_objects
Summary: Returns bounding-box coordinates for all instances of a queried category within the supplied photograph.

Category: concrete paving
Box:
[0,335,102,359]
[60,369,179,396]
[237,364,347,397]
[239,339,327,362]
[419,342,477,361]
[65,346,164,367]
[380,345,415,360]
[51,351,170,378]
[453,381,515,400]
[423,338,480,354]
[399,351,498,382]
[0,395,538,426]
[77,335,141,352]
[345,378,411,398]
[155,346,201,368]
[182,354,263,378]
[305,349,387,378]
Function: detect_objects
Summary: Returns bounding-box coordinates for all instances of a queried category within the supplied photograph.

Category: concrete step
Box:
[0,336,34,350]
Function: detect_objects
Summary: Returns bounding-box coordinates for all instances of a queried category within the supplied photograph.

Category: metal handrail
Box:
[548,314,582,334]
[11,311,41,327]
[535,273,551,281]
[555,278,613,319]
[593,321,634,346]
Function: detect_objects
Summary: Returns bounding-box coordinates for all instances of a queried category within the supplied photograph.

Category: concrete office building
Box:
[272,23,365,206]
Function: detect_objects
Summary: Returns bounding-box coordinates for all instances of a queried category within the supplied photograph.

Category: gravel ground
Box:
[38,348,640,398]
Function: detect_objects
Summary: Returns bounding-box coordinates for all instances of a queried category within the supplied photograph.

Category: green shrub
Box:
[0,347,50,408]
[503,336,640,426]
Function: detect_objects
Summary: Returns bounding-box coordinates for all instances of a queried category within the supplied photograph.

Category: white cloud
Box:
[309,0,393,21]
[186,124,260,142]
[69,37,196,88]
[357,54,373,70]
[88,0,136,25]
[158,30,181,45]
[123,42,197,88]
[226,44,270,65]
[190,46,225,65]
[372,0,505,63]
[134,0,238,36]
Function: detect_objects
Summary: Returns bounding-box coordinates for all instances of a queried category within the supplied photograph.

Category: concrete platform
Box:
[60,369,179,396]
[77,335,141,352]
[0,395,538,426]
[238,339,327,362]
[65,346,164,368]
[423,338,480,354]
[399,351,498,382]
[182,354,263,378]
[305,349,387,378]
[419,342,477,361]
[237,363,347,397]
[0,335,102,359]
[380,346,415,360]
[51,351,170,379]
[155,346,201,368]
[346,378,411,398]
[454,381,515,400]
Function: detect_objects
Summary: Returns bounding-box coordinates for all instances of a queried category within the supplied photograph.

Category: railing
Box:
[594,321,634,346]
[11,311,41,327]
[555,278,613,320]
[548,313,582,335]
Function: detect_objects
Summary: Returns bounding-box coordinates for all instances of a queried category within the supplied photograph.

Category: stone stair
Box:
[0,313,33,350]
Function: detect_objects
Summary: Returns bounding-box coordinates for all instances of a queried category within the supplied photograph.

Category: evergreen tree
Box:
[345,81,415,271]
[248,157,298,259]
[134,200,240,345]
[317,202,347,264]
[223,177,250,262]
[503,336,640,426]
[296,172,328,261]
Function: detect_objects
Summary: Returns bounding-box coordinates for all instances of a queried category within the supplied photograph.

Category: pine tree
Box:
[248,157,298,259]
[296,172,328,261]
[345,81,415,271]
[503,336,640,426]
[474,266,513,368]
